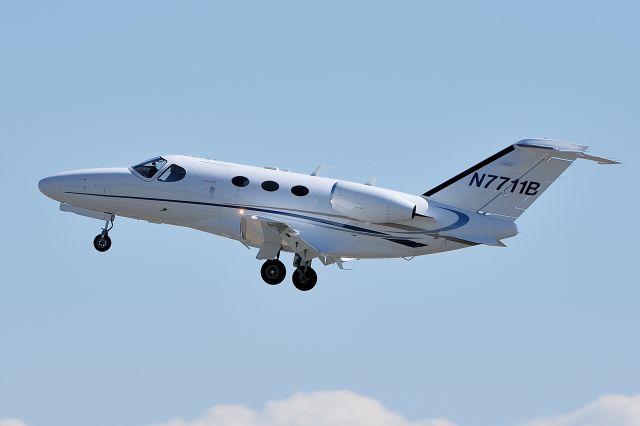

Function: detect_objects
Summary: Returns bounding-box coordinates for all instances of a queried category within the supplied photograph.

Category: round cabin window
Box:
[232,176,250,187]
[261,180,279,192]
[291,185,309,196]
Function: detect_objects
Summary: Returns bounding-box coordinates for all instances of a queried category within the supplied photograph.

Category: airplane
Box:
[38,139,618,291]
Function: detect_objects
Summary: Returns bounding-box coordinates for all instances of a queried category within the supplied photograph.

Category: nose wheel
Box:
[93,215,114,252]
[260,259,286,285]
[93,234,112,252]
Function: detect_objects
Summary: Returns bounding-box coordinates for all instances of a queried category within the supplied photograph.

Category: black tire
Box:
[292,267,317,291]
[260,259,286,285]
[93,234,112,252]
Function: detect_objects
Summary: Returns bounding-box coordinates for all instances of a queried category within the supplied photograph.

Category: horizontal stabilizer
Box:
[578,153,620,165]
[515,139,620,164]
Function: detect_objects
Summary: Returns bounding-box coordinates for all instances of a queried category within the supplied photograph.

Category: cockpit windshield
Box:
[132,157,167,178]
[158,164,187,182]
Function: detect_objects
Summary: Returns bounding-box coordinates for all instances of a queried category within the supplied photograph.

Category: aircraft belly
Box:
[323,227,439,258]
[224,207,466,259]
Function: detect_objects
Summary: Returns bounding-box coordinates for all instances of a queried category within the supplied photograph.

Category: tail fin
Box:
[423,139,618,220]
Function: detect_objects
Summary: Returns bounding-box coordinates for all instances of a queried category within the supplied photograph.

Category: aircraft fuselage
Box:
[39,155,516,259]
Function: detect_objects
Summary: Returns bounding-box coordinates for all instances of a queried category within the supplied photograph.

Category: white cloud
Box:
[5,392,640,426]
[148,390,456,426]
[0,420,28,426]
[522,394,640,426]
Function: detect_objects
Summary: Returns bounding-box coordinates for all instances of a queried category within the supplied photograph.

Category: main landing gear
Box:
[260,259,286,285]
[292,267,317,292]
[93,215,114,252]
[259,253,318,291]
[292,253,317,291]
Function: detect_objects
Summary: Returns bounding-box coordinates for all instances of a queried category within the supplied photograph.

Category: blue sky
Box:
[0,1,638,426]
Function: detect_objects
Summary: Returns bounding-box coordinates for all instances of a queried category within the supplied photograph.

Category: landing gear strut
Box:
[260,259,286,285]
[292,253,317,291]
[93,215,114,252]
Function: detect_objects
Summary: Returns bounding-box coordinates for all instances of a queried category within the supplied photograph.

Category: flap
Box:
[240,215,323,262]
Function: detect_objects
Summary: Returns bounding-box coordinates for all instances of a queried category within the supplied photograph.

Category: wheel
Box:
[260,259,286,285]
[93,234,112,252]
[292,267,317,291]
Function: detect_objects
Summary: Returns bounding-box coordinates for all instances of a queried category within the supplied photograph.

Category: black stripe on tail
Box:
[423,145,515,197]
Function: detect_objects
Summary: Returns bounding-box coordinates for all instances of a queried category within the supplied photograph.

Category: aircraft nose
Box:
[38,175,64,201]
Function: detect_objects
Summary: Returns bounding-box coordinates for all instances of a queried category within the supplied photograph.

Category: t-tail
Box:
[423,139,618,221]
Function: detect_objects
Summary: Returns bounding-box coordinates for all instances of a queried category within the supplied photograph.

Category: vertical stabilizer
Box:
[423,139,618,220]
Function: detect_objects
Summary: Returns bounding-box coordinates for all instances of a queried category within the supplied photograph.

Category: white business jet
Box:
[39,139,617,291]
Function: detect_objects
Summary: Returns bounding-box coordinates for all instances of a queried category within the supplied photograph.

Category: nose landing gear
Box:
[93,234,111,252]
[93,215,114,252]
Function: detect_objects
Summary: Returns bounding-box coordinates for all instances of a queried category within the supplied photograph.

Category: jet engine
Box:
[330,181,427,223]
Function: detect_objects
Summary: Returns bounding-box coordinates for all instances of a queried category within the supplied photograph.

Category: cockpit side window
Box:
[158,164,187,182]
[132,157,167,178]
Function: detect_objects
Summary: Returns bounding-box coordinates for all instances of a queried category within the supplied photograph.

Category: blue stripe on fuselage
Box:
[63,192,469,239]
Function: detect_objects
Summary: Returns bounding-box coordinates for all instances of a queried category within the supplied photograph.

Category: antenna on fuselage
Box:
[365,176,377,186]
[311,165,332,176]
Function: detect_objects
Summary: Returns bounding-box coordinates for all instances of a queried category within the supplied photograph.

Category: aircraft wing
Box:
[240,214,325,263]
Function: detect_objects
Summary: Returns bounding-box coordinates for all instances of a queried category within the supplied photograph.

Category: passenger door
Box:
[196,161,222,230]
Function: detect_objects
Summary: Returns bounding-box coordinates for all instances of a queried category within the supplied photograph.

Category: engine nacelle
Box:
[330,181,426,223]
